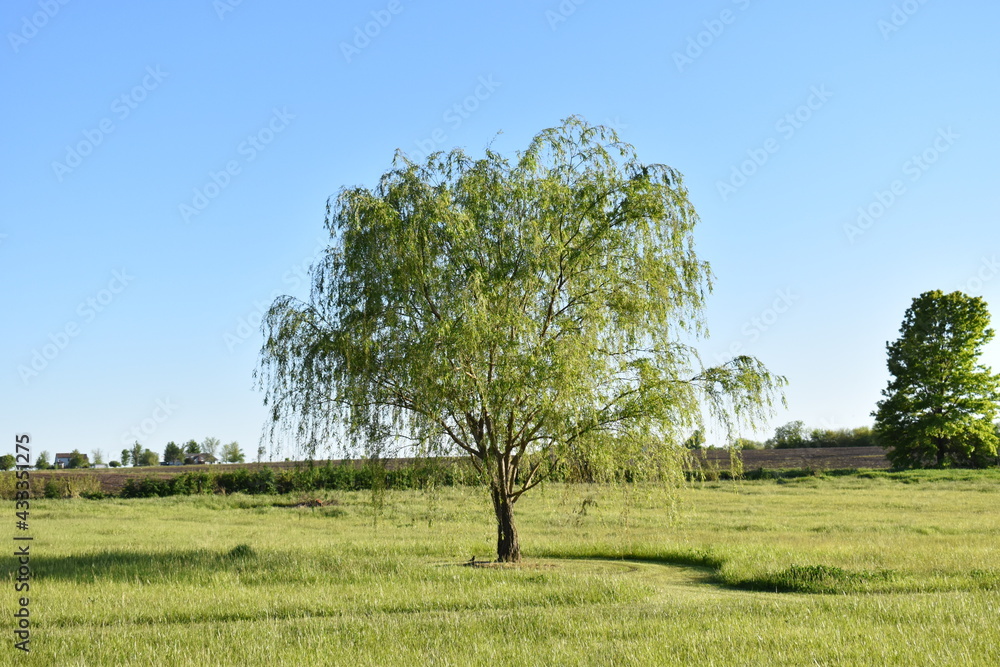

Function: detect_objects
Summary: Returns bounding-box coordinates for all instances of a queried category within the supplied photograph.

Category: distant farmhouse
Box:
[54,452,89,468]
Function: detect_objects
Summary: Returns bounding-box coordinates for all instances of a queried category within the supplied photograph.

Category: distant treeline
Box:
[734,423,878,450]
[791,427,877,448]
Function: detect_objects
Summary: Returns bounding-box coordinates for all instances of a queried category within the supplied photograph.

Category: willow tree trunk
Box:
[490,485,521,563]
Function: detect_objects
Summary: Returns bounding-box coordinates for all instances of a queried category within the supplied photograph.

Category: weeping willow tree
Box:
[257,117,784,562]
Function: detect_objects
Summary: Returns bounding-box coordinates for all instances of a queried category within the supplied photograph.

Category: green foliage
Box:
[109,461,120,468]
[44,479,63,498]
[222,442,245,464]
[874,290,1000,468]
[216,468,277,495]
[170,471,213,495]
[120,477,173,498]
[685,448,721,482]
[201,437,221,458]
[139,449,159,467]
[727,444,744,481]
[758,424,877,449]
[767,420,807,448]
[365,459,388,526]
[35,450,51,469]
[257,116,784,561]
[732,437,763,450]
[120,449,130,467]
[805,426,877,448]
[683,429,705,449]
[41,474,102,498]
[0,454,14,471]
[116,460,481,499]
[67,449,88,469]
[130,441,143,467]
[163,442,184,464]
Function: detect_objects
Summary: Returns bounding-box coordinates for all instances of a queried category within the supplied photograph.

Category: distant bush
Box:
[40,474,103,498]
[44,479,63,499]
[216,468,276,495]
[804,426,878,448]
[67,449,88,469]
[34,451,51,470]
[765,424,878,449]
[171,471,213,495]
[734,438,765,451]
[119,477,173,498]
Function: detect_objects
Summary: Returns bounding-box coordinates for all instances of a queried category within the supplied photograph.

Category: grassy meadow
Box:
[4,471,1000,665]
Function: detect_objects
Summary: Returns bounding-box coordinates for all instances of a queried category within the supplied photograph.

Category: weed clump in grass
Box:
[226,544,256,560]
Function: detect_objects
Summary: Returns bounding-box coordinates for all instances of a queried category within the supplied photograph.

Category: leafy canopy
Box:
[874,290,1000,468]
[139,449,159,467]
[258,117,785,561]
[259,116,783,474]
[222,442,245,464]
[67,449,88,469]
[164,442,185,464]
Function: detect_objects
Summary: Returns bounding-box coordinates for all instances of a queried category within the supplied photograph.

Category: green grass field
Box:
[5,471,1000,665]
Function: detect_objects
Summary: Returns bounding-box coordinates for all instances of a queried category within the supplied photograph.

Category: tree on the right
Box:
[874,290,1000,468]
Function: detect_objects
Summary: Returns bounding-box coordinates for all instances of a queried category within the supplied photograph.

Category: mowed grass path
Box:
[4,473,1000,665]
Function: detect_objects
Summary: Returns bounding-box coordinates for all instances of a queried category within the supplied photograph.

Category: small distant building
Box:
[54,452,89,469]
[185,453,218,465]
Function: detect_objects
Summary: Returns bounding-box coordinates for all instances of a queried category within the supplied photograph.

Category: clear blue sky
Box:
[3,0,998,461]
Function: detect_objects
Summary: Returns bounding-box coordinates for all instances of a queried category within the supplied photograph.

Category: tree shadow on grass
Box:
[9,544,257,583]
[527,550,721,588]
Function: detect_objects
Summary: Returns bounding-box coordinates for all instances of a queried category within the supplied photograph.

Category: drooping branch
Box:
[257,116,786,561]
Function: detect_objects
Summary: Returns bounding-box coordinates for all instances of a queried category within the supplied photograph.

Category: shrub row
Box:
[118,460,483,499]
[111,462,876,498]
